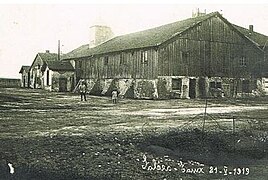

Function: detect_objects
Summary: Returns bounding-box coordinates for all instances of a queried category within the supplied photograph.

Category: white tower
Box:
[89,17,114,48]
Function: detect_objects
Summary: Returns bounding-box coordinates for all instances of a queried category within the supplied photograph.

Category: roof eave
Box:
[62,45,159,61]
[218,14,264,53]
[49,69,74,72]
[29,54,41,71]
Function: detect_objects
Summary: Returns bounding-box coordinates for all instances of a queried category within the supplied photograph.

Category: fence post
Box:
[232,116,236,152]
[232,116,236,134]
[202,99,208,133]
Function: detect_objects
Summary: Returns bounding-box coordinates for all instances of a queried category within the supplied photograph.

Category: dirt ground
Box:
[0,88,267,180]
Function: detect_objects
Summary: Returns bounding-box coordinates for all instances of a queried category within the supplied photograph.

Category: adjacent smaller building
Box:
[19,66,30,88]
[28,50,75,92]
[41,60,75,92]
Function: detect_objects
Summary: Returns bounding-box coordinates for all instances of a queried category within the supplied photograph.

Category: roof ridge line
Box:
[106,11,219,44]
[84,12,220,53]
[159,12,219,46]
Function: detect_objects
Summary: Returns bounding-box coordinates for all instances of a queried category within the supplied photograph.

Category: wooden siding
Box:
[158,16,263,78]
[76,15,263,81]
[77,48,158,80]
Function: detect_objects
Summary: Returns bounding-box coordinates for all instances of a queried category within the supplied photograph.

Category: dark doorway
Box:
[23,76,26,87]
[198,77,206,98]
[47,70,50,86]
[34,77,37,88]
[59,78,67,92]
[242,80,250,93]
[71,76,75,91]
[27,72,30,88]
[189,79,196,99]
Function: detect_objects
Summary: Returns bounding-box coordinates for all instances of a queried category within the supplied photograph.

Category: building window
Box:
[181,51,189,64]
[210,82,216,88]
[172,78,182,91]
[210,81,222,89]
[239,56,247,66]
[216,82,222,88]
[141,51,148,64]
[104,56,109,65]
[120,53,124,65]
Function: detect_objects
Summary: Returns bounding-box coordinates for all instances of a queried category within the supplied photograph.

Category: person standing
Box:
[79,81,87,101]
[111,88,118,104]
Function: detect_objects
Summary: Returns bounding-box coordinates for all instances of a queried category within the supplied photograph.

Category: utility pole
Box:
[202,98,208,133]
[58,40,60,61]
[232,116,235,134]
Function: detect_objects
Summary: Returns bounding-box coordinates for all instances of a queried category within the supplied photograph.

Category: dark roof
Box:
[38,52,58,62]
[233,24,268,47]
[19,66,30,73]
[29,52,58,71]
[63,11,267,60]
[41,61,74,71]
[63,12,218,60]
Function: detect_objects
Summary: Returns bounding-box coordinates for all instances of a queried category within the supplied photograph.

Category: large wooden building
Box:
[62,11,268,99]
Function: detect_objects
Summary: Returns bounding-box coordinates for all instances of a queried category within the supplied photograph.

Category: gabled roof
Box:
[63,11,266,60]
[63,12,219,60]
[38,52,58,62]
[29,52,58,71]
[19,66,30,73]
[41,61,74,72]
[233,24,268,47]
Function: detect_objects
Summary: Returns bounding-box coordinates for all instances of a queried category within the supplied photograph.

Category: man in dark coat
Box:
[79,81,87,101]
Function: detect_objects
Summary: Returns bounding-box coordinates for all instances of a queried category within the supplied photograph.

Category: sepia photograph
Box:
[0,1,267,179]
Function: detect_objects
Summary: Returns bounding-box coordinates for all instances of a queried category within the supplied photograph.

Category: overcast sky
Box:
[0,3,268,78]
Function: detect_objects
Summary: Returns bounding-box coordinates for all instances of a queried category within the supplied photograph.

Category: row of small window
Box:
[172,79,250,93]
[171,79,223,91]
[210,80,251,93]
[79,52,247,67]
[210,81,222,89]
[104,51,148,65]
[77,51,149,68]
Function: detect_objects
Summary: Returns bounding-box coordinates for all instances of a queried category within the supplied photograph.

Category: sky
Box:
[0,2,268,78]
